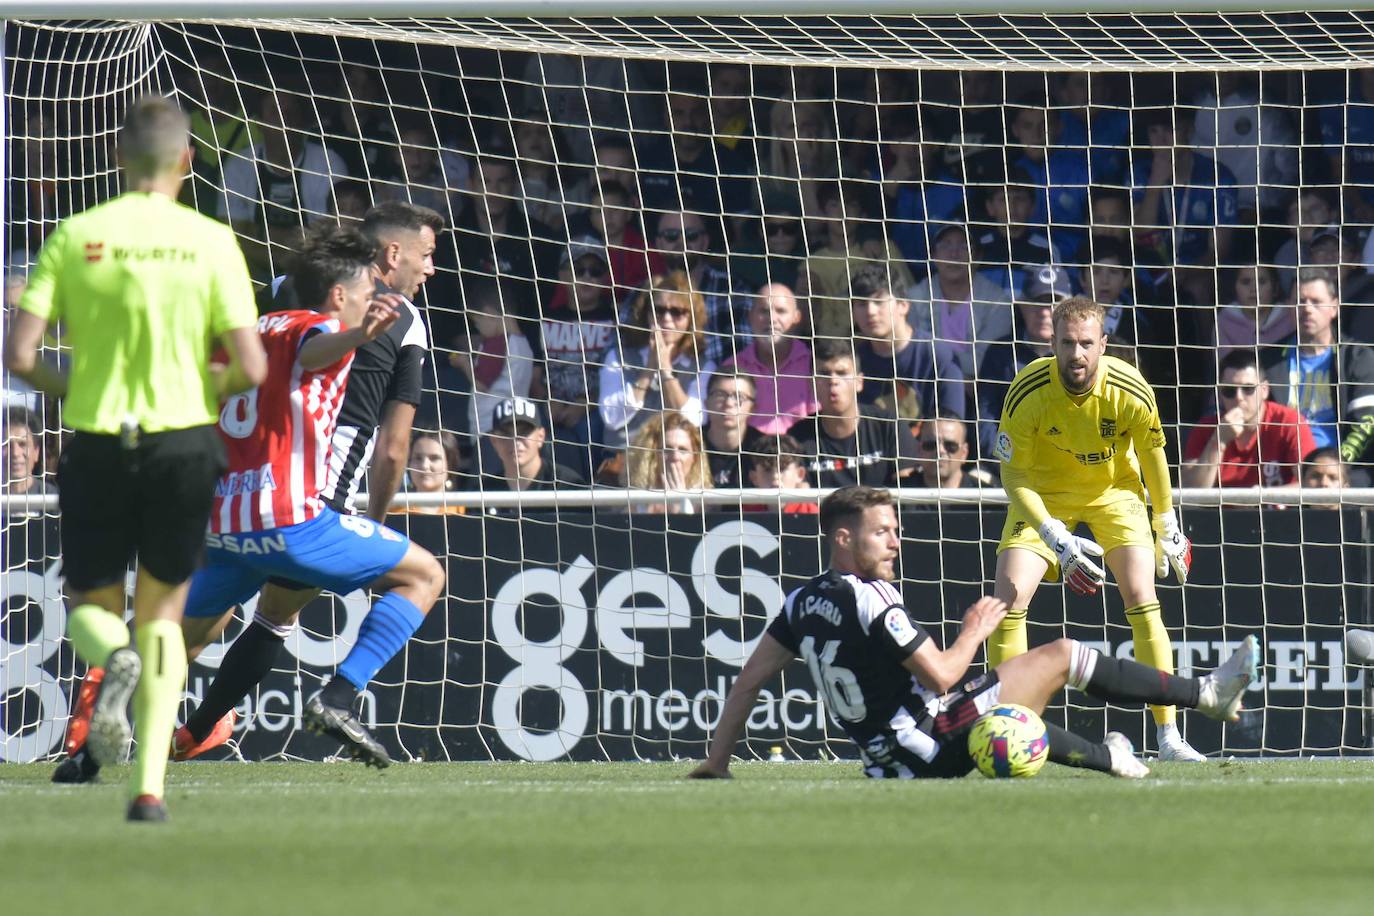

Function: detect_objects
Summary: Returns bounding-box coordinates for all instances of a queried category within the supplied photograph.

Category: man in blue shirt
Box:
[1264,266,1374,485]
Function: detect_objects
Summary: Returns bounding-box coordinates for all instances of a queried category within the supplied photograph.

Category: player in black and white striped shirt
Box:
[168,201,444,763]
[690,486,1260,780]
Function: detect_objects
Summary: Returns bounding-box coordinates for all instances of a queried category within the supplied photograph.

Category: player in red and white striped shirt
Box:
[176,223,445,770]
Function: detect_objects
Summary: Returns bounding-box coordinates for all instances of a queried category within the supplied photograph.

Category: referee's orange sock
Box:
[131,619,187,802]
[67,604,130,668]
[1126,601,1176,726]
[986,609,1028,668]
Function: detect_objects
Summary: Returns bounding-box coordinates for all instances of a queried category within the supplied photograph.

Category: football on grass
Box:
[968,704,1050,778]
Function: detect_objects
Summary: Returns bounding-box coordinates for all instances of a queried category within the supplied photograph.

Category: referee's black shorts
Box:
[57,424,226,592]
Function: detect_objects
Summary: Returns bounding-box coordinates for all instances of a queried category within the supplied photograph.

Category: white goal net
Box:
[3,9,1373,764]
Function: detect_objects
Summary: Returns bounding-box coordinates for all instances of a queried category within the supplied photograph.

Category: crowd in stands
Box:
[7,52,1374,508]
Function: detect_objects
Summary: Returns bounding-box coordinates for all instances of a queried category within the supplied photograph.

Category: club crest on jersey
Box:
[1099,418,1117,439]
[1046,426,1062,436]
[993,431,1013,463]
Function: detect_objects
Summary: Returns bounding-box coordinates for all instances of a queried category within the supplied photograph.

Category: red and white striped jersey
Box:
[211,310,352,533]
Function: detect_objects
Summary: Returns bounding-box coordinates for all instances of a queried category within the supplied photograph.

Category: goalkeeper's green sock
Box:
[130,619,187,801]
[67,604,130,668]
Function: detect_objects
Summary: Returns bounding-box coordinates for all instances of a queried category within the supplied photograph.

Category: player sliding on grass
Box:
[989,295,1205,761]
[689,486,1258,780]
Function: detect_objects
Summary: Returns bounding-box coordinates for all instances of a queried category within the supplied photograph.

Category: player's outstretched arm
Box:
[902,596,1007,693]
[298,298,400,372]
[688,634,795,779]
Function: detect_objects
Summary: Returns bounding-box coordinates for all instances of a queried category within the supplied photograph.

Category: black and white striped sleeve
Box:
[856,580,929,660]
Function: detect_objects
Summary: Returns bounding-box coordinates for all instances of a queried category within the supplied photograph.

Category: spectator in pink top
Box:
[721,284,819,435]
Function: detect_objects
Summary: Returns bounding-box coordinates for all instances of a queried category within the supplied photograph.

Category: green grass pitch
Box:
[2,759,1371,915]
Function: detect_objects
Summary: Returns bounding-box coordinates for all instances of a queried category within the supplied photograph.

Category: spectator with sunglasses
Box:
[652,211,748,366]
[600,272,715,452]
[730,197,808,294]
[914,410,984,490]
[1182,348,1314,488]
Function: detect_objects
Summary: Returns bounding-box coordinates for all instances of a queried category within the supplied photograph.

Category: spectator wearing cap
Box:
[790,339,920,489]
[1183,348,1314,488]
[914,410,984,490]
[651,211,748,366]
[536,234,619,480]
[973,263,1070,458]
[850,264,965,423]
[599,271,716,452]
[1213,263,1294,357]
[479,396,586,494]
[721,283,819,436]
[805,181,914,344]
[905,223,1012,383]
[3,405,51,498]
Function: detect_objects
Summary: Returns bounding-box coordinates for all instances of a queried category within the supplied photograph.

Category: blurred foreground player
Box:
[689,487,1258,780]
[4,96,267,820]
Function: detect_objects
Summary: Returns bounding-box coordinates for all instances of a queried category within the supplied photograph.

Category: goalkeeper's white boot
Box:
[1156,724,1206,762]
[1196,634,1260,722]
[1104,732,1150,779]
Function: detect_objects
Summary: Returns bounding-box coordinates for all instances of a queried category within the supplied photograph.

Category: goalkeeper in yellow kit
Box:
[990,296,1202,761]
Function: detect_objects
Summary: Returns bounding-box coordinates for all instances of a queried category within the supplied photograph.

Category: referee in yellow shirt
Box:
[3,96,267,820]
[989,296,1202,761]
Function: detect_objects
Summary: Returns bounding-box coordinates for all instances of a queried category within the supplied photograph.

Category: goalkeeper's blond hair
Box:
[1052,295,1107,335]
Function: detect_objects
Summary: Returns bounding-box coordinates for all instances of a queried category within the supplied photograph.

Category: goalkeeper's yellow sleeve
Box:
[1001,466,1052,527]
[1138,446,1174,517]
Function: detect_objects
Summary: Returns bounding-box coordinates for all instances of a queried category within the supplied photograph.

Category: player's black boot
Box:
[304,690,392,769]
[127,794,168,822]
[52,745,102,784]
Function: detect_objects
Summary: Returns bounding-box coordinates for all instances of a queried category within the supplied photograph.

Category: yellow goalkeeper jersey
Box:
[993,355,1166,504]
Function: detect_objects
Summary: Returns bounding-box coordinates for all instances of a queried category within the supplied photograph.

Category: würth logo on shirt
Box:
[84,242,104,263]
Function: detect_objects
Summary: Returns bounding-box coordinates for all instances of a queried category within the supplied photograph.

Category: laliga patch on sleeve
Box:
[993,431,1013,463]
[884,608,918,644]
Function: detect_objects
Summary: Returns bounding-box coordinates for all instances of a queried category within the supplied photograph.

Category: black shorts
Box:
[57,425,227,591]
[864,670,1003,779]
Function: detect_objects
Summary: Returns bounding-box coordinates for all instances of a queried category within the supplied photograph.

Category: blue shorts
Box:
[184,508,411,619]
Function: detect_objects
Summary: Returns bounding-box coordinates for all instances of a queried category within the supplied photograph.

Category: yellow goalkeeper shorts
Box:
[997,487,1153,582]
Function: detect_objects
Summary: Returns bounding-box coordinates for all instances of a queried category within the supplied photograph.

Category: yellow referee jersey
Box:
[993,355,1166,503]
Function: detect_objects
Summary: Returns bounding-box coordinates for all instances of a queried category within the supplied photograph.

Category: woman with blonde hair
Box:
[599,271,716,451]
[626,410,713,514]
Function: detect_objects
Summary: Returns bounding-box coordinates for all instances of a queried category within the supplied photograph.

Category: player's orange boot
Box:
[64,667,104,757]
[171,710,237,761]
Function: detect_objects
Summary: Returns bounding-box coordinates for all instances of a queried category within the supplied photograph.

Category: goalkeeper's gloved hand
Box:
[1038,518,1106,596]
[1152,508,1192,584]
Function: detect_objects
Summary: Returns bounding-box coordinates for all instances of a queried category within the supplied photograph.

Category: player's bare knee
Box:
[1048,638,1076,667]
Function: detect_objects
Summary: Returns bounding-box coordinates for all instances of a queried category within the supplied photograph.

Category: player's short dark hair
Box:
[820,485,893,538]
[1303,445,1341,466]
[1082,234,1131,268]
[292,223,377,309]
[707,370,756,396]
[1218,348,1261,378]
[922,409,969,444]
[361,200,445,248]
[813,338,858,370]
[119,96,190,180]
[6,405,40,438]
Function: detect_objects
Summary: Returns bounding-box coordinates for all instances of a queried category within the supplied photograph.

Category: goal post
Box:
[3,7,1374,765]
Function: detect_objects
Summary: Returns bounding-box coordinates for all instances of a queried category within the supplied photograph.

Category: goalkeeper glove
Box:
[1152,508,1192,584]
[1038,518,1106,596]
